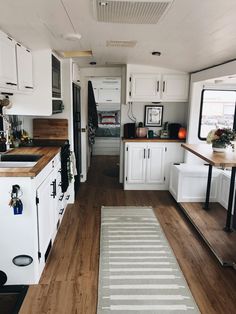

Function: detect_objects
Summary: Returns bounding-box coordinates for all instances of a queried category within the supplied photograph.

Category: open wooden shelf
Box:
[179,202,236,267]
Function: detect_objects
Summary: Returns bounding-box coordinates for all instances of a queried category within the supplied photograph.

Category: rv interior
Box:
[1,0,236,313]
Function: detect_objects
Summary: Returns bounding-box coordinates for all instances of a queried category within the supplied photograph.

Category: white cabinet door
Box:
[98,88,120,103]
[126,143,146,184]
[146,144,165,184]
[0,32,17,90]
[16,44,34,91]
[36,174,54,259]
[130,74,161,101]
[162,74,189,101]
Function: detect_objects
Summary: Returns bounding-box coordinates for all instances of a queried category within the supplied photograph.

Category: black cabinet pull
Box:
[148,148,150,159]
[157,81,159,92]
[50,180,56,198]
[144,149,146,159]
[59,194,64,201]
[66,195,70,200]
[25,86,33,89]
[6,82,17,86]
[59,208,64,215]
[163,81,166,92]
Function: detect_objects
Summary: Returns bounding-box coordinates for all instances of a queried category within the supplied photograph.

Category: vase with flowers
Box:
[206,128,235,152]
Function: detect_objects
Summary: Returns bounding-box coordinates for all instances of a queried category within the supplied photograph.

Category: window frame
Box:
[198,89,236,140]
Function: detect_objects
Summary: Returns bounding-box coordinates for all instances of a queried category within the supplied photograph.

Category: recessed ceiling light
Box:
[152,51,161,56]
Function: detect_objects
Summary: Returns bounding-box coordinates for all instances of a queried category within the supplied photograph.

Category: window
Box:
[198,89,236,140]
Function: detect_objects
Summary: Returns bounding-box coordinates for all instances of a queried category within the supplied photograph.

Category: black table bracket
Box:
[203,164,212,210]
[224,167,236,232]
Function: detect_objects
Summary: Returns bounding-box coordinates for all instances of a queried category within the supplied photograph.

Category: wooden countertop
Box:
[182,143,236,167]
[0,147,60,177]
[123,138,185,143]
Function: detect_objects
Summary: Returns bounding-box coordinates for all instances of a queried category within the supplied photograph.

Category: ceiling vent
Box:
[106,40,137,47]
[93,0,174,24]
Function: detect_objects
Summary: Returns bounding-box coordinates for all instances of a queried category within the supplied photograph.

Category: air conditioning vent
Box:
[106,40,137,47]
[93,0,174,24]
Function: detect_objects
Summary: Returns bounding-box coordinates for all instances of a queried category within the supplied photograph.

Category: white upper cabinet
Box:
[0,31,17,90]
[162,74,189,101]
[98,87,120,103]
[16,43,34,91]
[130,74,161,101]
[127,68,189,102]
[91,77,121,104]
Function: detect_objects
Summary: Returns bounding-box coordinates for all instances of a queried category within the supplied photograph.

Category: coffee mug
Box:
[148,130,154,138]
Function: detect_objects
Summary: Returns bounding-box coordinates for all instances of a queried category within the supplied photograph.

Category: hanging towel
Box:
[70,151,78,176]
[88,80,98,145]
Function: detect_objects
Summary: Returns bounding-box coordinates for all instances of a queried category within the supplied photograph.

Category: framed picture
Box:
[144,105,163,127]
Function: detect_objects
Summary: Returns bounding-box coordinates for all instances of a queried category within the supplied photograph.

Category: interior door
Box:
[73,83,81,195]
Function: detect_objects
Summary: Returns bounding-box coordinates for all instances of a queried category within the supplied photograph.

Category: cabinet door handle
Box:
[25,86,33,89]
[148,148,150,159]
[66,195,70,200]
[50,180,56,198]
[144,149,146,159]
[59,194,64,201]
[59,208,64,215]
[6,82,17,86]
[106,99,112,102]
[163,81,166,92]
[157,81,159,92]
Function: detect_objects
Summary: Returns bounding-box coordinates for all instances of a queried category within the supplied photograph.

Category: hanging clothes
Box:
[88,80,98,145]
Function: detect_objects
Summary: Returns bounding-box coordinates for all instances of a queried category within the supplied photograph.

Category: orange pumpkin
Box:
[178,127,187,139]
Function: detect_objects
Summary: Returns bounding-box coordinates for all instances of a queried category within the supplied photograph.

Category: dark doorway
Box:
[73,83,81,195]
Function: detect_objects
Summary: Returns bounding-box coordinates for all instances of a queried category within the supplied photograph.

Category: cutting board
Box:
[33,119,68,140]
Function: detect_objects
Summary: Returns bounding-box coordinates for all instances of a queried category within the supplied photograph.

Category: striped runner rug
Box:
[97,206,200,313]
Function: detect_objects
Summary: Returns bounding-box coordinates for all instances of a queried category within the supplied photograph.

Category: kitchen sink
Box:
[0,161,37,168]
[0,154,43,162]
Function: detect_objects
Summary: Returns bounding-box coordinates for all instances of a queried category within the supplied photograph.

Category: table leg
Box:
[223,167,236,233]
[203,164,212,210]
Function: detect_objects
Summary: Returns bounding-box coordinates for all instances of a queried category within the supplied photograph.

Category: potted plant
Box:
[206,128,235,152]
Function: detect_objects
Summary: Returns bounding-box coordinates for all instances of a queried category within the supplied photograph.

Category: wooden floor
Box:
[20,156,236,314]
[180,202,236,266]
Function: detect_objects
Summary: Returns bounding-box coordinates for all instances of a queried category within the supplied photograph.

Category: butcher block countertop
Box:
[123,138,185,143]
[0,147,60,177]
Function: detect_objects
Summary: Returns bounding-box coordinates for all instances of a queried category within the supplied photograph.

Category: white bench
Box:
[169,163,222,203]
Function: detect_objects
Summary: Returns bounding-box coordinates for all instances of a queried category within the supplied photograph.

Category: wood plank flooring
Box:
[20,156,236,314]
[180,202,236,266]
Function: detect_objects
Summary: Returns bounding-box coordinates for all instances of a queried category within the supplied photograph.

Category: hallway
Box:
[20,156,236,314]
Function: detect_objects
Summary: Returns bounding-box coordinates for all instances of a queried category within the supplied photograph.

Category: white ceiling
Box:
[0,0,236,72]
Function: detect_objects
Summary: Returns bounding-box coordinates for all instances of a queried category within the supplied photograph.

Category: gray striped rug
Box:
[97,206,200,313]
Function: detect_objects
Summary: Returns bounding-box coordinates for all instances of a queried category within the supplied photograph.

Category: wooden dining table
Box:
[182,143,236,232]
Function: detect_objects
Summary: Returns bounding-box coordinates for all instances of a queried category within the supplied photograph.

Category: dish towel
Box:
[70,151,78,176]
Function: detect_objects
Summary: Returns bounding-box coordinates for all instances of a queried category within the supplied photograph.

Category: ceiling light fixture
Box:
[62,33,82,41]
[152,51,161,56]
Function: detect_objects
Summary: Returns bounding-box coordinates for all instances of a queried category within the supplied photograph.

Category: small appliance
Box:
[124,123,136,139]
[168,123,182,139]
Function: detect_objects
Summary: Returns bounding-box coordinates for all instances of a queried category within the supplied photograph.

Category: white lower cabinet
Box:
[124,142,184,190]
[0,152,71,285]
